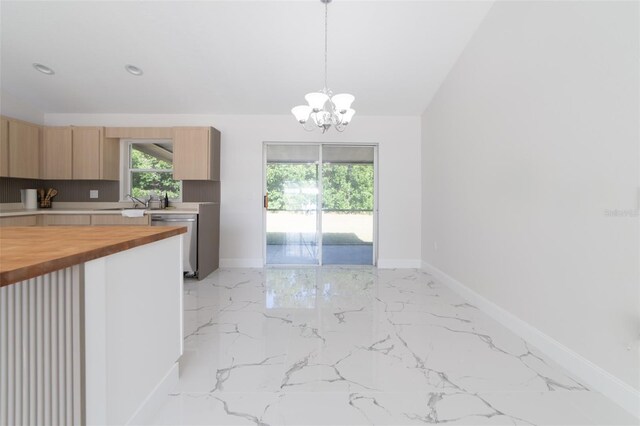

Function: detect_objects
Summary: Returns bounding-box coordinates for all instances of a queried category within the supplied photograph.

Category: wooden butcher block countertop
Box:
[0,226,186,287]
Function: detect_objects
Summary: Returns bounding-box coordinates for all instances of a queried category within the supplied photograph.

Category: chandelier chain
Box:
[324,0,328,91]
[291,0,354,132]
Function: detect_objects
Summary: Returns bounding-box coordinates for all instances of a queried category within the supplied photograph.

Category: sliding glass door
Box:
[321,146,375,265]
[265,145,320,264]
[264,144,376,266]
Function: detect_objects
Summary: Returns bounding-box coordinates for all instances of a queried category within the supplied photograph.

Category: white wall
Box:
[45,113,422,268]
[421,0,639,394]
[1,90,45,123]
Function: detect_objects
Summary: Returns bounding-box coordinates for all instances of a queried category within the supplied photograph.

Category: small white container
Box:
[20,189,38,210]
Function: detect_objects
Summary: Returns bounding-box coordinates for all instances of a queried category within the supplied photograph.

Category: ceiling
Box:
[0,0,493,116]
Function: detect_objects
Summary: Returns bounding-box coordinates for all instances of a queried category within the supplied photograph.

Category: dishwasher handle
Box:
[151,218,197,222]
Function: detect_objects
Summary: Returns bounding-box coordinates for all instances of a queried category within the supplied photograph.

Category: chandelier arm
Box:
[302,112,318,132]
[302,114,318,131]
[329,108,344,127]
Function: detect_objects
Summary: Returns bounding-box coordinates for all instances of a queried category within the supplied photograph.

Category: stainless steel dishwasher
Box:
[151,214,198,277]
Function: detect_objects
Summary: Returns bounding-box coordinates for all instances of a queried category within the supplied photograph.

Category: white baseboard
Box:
[421,261,640,420]
[377,259,422,269]
[126,362,179,425]
[219,258,263,268]
[219,259,424,269]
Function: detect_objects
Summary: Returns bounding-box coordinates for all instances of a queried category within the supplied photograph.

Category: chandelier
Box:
[291,0,355,133]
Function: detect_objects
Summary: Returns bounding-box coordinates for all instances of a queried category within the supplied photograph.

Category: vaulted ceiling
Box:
[1,0,493,116]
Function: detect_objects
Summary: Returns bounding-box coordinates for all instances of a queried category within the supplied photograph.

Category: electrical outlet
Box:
[90,190,99,199]
[433,241,438,251]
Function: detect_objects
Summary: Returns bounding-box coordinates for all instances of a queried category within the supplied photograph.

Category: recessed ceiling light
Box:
[33,63,55,75]
[125,64,144,76]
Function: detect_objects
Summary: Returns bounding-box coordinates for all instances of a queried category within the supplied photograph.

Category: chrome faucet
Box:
[126,194,148,208]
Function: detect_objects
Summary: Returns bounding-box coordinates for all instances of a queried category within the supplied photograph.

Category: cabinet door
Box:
[0,215,38,227]
[209,128,220,181]
[100,137,120,181]
[72,127,101,179]
[42,127,73,179]
[90,215,149,226]
[173,127,211,180]
[0,118,8,177]
[8,120,40,179]
[197,203,219,278]
[105,127,173,139]
[42,214,91,226]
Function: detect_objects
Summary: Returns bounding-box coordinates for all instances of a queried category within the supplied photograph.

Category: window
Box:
[121,140,182,201]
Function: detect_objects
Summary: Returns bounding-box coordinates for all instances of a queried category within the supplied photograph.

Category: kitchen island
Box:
[0,226,186,425]
[0,201,220,280]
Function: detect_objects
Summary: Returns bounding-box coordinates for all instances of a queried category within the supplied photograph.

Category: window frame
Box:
[119,139,182,202]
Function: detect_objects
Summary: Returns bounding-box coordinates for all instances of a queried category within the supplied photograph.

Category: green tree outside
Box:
[266,163,373,211]
[130,148,181,199]
[266,163,317,210]
[323,164,373,211]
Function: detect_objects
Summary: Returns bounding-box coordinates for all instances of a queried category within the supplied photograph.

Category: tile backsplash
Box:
[1,178,219,203]
[47,180,120,202]
[0,178,120,203]
[183,180,220,203]
[1,178,47,203]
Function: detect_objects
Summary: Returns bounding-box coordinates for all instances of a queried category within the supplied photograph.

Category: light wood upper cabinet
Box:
[72,127,102,179]
[0,116,40,179]
[42,127,73,179]
[100,135,119,181]
[74,127,119,180]
[40,126,119,180]
[105,127,173,139]
[0,118,8,177]
[8,119,40,179]
[173,127,220,181]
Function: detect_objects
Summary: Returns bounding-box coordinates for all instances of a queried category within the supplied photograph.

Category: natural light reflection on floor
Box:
[144,267,635,425]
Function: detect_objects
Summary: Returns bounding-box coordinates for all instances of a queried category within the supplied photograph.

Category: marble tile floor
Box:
[145,268,637,426]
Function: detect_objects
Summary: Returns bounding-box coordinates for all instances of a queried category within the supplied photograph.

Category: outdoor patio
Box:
[266,211,373,265]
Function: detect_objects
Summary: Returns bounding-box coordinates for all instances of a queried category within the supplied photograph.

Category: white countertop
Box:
[0,202,207,217]
[0,209,198,217]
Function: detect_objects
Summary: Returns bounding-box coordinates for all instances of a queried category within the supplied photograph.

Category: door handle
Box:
[264,194,269,209]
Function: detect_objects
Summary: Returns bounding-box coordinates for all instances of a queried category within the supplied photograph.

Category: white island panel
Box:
[85,235,183,425]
